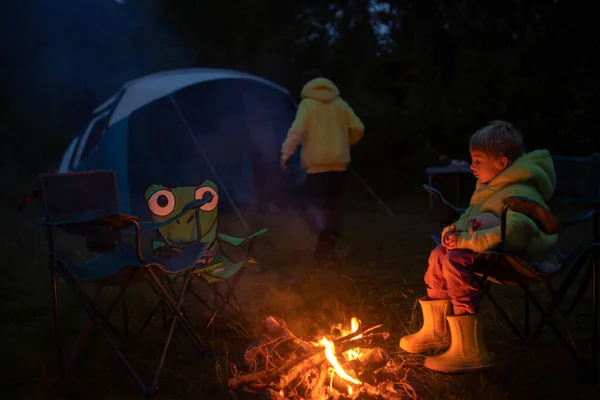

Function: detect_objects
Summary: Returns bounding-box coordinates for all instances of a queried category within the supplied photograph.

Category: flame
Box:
[346,317,362,361]
[317,316,364,394]
[319,338,362,385]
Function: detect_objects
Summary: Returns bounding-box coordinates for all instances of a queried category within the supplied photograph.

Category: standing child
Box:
[400,120,558,372]
[280,69,365,260]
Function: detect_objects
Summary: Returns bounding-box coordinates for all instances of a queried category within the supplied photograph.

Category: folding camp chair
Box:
[40,170,216,394]
[423,153,600,383]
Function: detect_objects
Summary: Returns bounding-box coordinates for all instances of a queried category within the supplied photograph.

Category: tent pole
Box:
[168,96,250,233]
[348,166,394,217]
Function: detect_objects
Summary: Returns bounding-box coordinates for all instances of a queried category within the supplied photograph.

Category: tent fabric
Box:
[109,68,291,126]
[59,68,305,220]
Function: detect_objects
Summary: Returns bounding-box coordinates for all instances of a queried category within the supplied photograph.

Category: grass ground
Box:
[2,168,599,400]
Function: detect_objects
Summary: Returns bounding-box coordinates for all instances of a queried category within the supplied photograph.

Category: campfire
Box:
[228,316,417,399]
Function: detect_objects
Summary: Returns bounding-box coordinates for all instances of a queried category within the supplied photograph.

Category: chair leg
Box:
[122,292,129,340]
[47,227,64,375]
[57,264,146,392]
[522,286,582,361]
[149,314,178,394]
[134,299,165,342]
[66,287,103,373]
[204,266,249,332]
[483,282,524,340]
[50,266,63,374]
[147,269,206,356]
[504,272,591,384]
[524,287,530,337]
[69,275,140,371]
[551,251,599,372]
[592,256,598,375]
[563,261,594,319]
[229,290,245,317]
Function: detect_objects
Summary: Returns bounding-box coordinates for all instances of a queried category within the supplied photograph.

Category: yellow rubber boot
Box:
[399,297,451,353]
[424,314,492,373]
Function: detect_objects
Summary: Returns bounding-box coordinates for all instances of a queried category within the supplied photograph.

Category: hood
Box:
[300,78,340,103]
[484,149,556,200]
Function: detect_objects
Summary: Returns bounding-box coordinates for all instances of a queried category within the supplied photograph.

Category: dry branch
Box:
[262,316,314,352]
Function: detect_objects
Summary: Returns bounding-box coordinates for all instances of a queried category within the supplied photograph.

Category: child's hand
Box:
[442,223,455,246]
[444,232,460,249]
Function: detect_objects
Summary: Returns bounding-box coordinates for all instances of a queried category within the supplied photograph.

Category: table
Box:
[425,164,472,206]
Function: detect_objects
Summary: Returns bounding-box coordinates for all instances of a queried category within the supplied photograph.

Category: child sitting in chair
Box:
[400,120,558,373]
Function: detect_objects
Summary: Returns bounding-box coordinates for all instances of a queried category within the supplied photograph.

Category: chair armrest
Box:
[423,184,464,226]
[501,196,563,237]
[44,212,146,263]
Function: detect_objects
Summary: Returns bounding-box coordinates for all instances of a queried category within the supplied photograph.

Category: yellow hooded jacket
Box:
[442,150,558,264]
[281,78,365,174]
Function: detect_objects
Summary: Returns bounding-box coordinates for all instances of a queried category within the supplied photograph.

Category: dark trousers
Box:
[305,171,347,236]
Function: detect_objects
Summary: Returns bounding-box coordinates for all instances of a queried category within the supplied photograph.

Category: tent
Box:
[57,68,305,227]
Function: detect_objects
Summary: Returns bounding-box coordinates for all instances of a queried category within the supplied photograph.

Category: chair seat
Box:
[473,252,555,286]
[194,255,251,283]
[56,241,209,282]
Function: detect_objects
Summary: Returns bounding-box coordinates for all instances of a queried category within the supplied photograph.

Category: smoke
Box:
[0,0,195,134]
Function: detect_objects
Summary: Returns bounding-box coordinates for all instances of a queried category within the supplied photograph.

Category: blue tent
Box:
[57,68,305,224]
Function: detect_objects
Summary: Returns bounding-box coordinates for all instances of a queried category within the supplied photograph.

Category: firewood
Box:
[333,323,385,344]
[275,351,326,389]
[230,330,391,390]
[309,362,330,399]
[230,350,323,390]
[279,332,390,377]
[358,347,389,371]
[229,370,277,390]
[336,332,390,352]
[261,316,314,352]
[272,337,390,391]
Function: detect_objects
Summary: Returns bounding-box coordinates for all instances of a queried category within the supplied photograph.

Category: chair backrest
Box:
[40,170,122,252]
[552,153,600,204]
[40,170,120,222]
[549,154,600,230]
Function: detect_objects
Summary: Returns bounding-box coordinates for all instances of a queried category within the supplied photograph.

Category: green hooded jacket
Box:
[443,149,558,263]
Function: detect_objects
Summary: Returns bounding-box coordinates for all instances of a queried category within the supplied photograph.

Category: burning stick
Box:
[334,323,384,345]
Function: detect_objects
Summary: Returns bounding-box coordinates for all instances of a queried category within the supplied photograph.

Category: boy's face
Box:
[469,149,509,184]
